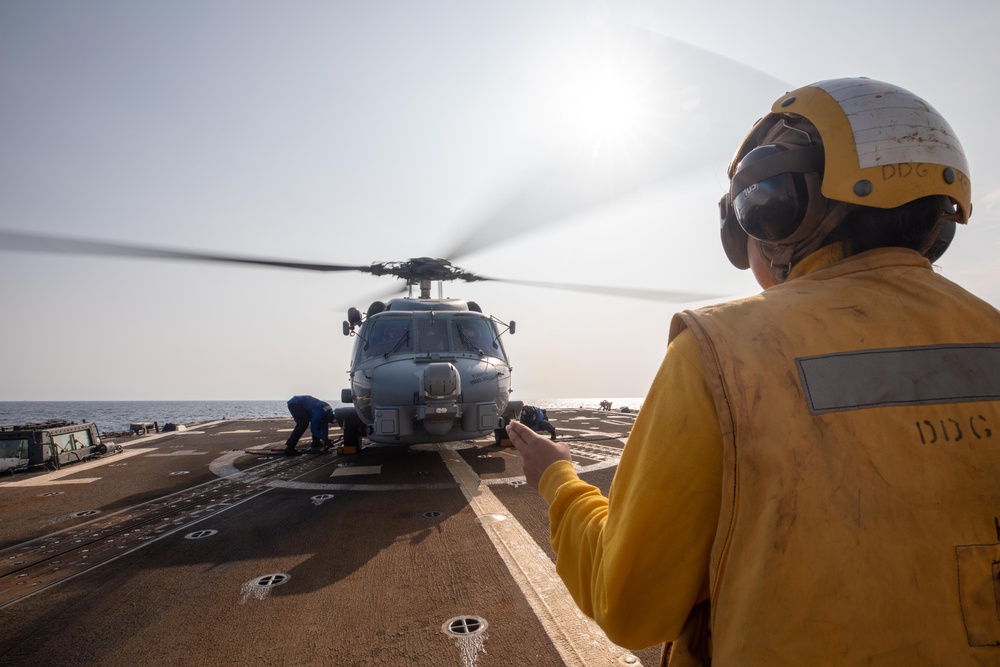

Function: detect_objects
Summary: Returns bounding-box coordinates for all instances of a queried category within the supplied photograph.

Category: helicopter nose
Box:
[419,363,460,436]
[423,362,459,398]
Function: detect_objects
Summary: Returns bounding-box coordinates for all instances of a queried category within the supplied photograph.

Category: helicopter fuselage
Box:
[342,298,514,446]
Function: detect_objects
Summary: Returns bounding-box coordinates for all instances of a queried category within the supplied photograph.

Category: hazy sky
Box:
[2,1,998,401]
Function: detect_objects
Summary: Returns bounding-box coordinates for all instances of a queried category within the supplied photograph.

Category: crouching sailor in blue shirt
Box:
[284,395,335,455]
[520,405,557,441]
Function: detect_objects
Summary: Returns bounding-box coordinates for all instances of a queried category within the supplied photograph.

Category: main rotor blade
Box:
[484,276,724,303]
[443,23,788,263]
[0,229,372,274]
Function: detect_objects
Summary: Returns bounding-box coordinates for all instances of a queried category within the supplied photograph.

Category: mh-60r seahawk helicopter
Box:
[336,257,519,449]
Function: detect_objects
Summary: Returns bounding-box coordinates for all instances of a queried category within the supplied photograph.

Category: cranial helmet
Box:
[719,78,971,273]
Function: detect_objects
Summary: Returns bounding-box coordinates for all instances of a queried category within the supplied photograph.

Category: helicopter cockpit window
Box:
[360,319,411,360]
[452,317,500,358]
[416,318,450,354]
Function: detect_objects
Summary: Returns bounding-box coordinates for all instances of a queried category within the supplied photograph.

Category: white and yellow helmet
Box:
[720,78,971,269]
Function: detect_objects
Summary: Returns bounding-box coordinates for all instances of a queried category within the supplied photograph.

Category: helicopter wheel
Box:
[343,421,362,449]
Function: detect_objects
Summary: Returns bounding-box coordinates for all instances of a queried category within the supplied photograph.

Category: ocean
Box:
[0,397,644,434]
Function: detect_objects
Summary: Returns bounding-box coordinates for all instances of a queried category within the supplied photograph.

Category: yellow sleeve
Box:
[537,328,723,650]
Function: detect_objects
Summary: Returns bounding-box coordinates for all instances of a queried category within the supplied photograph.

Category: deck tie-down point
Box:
[240,573,291,604]
[442,616,489,667]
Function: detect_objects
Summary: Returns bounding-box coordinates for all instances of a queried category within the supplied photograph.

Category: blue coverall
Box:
[285,395,333,450]
[520,405,557,440]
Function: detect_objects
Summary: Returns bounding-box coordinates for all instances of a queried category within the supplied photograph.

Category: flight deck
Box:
[0,408,659,667]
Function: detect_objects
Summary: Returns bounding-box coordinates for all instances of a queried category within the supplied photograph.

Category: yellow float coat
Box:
[540,246,1000,665]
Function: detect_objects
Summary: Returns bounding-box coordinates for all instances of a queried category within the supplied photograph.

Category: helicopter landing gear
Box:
[334,407,363,455]
[339,421,361,455]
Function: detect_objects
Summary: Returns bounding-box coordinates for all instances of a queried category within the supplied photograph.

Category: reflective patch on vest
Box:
[796,343,1000,414]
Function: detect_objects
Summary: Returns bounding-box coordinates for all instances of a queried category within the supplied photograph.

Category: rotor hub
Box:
[369,258,485,284]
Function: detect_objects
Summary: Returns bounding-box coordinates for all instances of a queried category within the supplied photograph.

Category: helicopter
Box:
[337,258,518,448]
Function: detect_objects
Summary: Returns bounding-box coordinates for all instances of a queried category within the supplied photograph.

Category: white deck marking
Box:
[208,451,252,480]
[147,450,209,457]
[436,443,635,666]
[207,451,454,491]
[329,465,382,478]
[1,448,157,487]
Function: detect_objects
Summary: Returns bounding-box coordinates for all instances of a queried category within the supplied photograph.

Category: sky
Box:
[1,0,998,402]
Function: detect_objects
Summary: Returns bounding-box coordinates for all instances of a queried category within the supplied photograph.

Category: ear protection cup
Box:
[731,145,812,242]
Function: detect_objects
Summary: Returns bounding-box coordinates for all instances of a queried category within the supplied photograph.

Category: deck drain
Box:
[442,615,488,637]
[169,470,190,476]
[185,530,218,540]
[109,463,128,467]
[442,616,489,667]
[73,510,101,517]
[311,494,334,506]
[420,511,443,521]
[39,492,64,497]
[618,655,642,665]
[508,480,526,487]
[240,573,291,604]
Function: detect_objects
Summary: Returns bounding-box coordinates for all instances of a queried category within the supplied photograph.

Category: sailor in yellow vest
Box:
[507,78,1000,666]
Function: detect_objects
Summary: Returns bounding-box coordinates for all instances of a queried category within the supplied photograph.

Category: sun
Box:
[538,26,667,156]
[564,62,650,141]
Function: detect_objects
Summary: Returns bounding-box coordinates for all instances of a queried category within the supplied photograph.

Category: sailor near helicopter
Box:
[494,403,557,446]
[283,395,335,456]
[283,395,361,456]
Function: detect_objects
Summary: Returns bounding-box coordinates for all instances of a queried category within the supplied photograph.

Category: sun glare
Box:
[539,26,668,156]
[567,63,648,140]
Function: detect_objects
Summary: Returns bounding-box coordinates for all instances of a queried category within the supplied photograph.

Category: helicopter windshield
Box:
[414,315,506,359]
[356,313,507,361]
[415,318,449,353]
[451,317,496,355]
[358,318,411,361]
